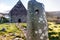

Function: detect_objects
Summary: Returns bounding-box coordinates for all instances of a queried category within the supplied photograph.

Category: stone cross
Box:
[27,0,48,40]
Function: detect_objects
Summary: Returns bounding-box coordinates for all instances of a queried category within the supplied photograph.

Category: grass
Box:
[48,22,60,40]
[0,22,60,40]
[0,23,26,40]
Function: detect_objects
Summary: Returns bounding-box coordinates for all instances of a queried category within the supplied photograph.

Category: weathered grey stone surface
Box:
[9,0,27,23]
[27,0,48,40]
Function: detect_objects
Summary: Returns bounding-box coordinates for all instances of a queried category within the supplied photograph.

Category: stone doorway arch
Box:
[18,19,21,23]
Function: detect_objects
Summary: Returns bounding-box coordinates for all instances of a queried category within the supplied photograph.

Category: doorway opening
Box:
[18,19,21,23]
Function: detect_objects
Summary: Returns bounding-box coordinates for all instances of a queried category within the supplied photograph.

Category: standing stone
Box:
[27,0,48,40]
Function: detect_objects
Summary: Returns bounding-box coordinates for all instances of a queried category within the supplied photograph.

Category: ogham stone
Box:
[27,0,48,40]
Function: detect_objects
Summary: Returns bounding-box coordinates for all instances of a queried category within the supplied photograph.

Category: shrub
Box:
[0,17,9,23]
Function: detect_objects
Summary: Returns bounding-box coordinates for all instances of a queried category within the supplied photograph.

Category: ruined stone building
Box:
[9,0,27,23]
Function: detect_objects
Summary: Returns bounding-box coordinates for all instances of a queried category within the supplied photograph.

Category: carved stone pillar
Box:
[27,0,48,40]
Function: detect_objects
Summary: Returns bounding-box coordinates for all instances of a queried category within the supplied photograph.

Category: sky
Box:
[0,0,60,13]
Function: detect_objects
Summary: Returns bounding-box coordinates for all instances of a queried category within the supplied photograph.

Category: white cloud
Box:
[0,3,12,13]
[37,0,60,11]
[0,0,60,13]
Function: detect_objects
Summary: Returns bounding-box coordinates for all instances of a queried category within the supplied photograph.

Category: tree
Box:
[0,17,9,23]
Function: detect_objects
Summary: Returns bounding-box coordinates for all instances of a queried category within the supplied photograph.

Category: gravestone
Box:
[27,0,48,40]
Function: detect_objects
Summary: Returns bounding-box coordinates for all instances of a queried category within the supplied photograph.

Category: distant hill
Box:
[46,11,60,17]
[46,11,60,22]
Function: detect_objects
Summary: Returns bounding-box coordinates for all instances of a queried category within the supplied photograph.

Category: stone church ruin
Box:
[9,0,27,23]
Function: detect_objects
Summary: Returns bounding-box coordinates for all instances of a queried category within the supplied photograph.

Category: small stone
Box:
[40,36,43,39]
[0,28,6,32]
[13,38,19,40]
[42,33,45,37]
[29,36,31,39]
[35,31,38,34]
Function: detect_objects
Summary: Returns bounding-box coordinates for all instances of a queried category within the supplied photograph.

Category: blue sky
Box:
[0,0,60,13]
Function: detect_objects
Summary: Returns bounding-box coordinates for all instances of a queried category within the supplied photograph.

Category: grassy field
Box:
[0,23,26,40]
[48,22,60,40]
[0,22,60,40]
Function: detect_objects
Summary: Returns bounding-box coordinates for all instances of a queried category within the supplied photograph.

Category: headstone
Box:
[27,0,48,40]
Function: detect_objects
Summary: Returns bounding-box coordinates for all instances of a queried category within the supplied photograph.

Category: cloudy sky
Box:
[0,0,60,13]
